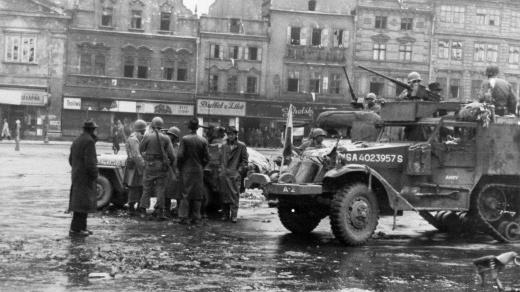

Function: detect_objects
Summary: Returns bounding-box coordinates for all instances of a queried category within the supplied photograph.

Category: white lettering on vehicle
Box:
[342,153,404,164]
[445,175,458,180]
[283,187,295,193]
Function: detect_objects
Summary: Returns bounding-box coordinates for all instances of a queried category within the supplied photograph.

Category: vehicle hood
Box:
[302,139,411,158]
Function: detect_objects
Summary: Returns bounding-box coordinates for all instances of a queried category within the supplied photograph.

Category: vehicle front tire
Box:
[96,175,113,209]
[330,183,379,246]
[278,199,322,234]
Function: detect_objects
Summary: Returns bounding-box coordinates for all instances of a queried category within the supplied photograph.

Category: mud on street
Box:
[0,142,519,291]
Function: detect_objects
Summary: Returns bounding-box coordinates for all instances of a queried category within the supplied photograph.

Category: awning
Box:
[0,89,49,106]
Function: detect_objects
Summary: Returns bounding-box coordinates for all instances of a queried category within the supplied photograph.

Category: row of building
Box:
[1,0,520,140]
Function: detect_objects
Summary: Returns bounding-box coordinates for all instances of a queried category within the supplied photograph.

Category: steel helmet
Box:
[133,119,147,132]
[166,126,181,138]
[485,65,499,77]
[407,72,422,83]
[366,92,376,100]
[151,116,164,129]
[312,128,327,138]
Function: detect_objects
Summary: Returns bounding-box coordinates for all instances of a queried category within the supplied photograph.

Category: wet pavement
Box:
[1,142,520,291]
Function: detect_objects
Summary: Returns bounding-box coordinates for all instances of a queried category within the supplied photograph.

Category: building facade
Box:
[63,0,198,139]
[430,0,520,101]
[354,0,433,100]
[0,0,69,138]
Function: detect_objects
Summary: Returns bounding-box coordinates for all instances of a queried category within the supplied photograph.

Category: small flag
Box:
[282,104,294,158]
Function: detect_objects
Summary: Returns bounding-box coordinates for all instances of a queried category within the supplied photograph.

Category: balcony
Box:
[65,74,196,93]
[200,16,268,36]
[285,45,347,64]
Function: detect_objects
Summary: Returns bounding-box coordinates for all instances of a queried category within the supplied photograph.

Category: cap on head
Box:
[366,92,376,100]
[486,65,499,77]
[151,117,164,129]
[133,119,147,132]
[226,126,238,134]
[407,72,422,83]
[83,119,98,129]
[428,82,442,92]
[166,126,181,138]
[188,117,199,130]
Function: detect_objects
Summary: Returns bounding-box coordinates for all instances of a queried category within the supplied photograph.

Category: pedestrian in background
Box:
[112,120,121,154]
[177,118,210,225]
[219,126,248,223]
[124,119,146,216]
[68,119,99,237]
[138,117,175,221]
[1,118,10,140]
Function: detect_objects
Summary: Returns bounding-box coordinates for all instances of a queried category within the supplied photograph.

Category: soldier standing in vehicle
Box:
[219,126,248,223]
[124,119,146,216]
[398,72,422,99]
[478,65,518,116]
[295,128,327,154]
[138,117,175,220]
[177,118,210,225]
[68,119,99,237]
[164,126,181,217]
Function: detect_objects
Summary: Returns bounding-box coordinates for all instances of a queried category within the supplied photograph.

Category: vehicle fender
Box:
[324,164,415,211]
[98,167,125,193]
[245,173,270,189]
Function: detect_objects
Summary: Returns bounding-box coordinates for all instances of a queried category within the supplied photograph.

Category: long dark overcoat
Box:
[69,132,98,213]
[219,141,248,204]
[177,134,210,200]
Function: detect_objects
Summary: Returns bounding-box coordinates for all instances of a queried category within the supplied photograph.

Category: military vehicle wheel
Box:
[278,200,321,234]
[330,183,379,246]
[96,175,113,209]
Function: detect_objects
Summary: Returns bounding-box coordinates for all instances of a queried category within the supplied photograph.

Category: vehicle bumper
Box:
[266,183,323,195]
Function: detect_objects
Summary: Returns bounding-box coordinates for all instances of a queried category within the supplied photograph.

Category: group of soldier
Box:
[68,115,248,237]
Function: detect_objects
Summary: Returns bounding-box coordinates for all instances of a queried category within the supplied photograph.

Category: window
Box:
[512,12,520,28]
[333,29,348,48]
[373,43,386,60]
[401,18,413,30]
[471,79,482,98]
[438,40,449,59]
[312,28,322,46]
[449,78,460,99]
[229,46,240,59]
[131,10,142,29]
[440,6,465,24]
[451,41,463,60]
[137,57,148,79]
[509,46,520,64]
[309,72,321,93]
[308,0,316,11]
[329,73,341,94]
[177,61,187,81]
[227,75,238,92]
[290,27,301,45]
[101,7,113,27]
[80,53,92,74]
[163,60,174,80]
[230,18,241,33]
[5,35,36,63]
[476,9,500,26]
[369,81,384,97]
[123,56,134,77]
[246,76,257,93]
[211,44,222,58]
[160,12,171,31]
[399,44,412,61]
[94,54,105,75]
[209,74,218,92]
[247,47,259,61]
[287,71,300,92]
[375,16,387,29]
[487,44,498,62]
[474,43,486,61]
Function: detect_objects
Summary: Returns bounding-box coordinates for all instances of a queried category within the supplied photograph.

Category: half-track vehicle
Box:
[96,147,272,209]
[248,101,520,245]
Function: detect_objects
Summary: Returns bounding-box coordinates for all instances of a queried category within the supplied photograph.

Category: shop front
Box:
[0,88,51,138]
[196,98,246,137]
[62,97,195,140]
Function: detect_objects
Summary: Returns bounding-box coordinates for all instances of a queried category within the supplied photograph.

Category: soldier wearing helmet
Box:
[138,116,175,220]
[163,126,182,217]
[295,128,327,153]
[398,71,423,99]
[124,119,147,216]
[478,65,518,116]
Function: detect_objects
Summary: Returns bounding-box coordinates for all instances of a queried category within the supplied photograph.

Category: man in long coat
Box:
[219,126,248,223]
[124,119,146,215]
[177,118,210,225]
[68,119,99,237]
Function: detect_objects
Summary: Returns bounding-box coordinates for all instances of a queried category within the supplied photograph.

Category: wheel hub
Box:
[96,184,104,200]
[349,199,369,229]
[479,187,507,222]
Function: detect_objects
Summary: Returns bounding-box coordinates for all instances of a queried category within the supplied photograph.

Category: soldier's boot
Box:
[137,207,147,219]
[221,205,230,221]
[157,209,168,221]
[128,203,136,216]
[164,200,172,218]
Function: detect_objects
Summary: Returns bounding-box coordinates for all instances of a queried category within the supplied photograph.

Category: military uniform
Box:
[124,132,145,208]
[139,130,175,213]
[479,78,517,116]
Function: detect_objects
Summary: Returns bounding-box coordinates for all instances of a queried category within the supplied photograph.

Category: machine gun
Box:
[342,66,364,109]
[358,65,441,102]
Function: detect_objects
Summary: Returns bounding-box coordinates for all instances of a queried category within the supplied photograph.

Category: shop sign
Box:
[197,99,246,116]
[282,105,314,119]
[110,100,137,113]
[0,89,48,106]
[63,97,81,110]
[137,102,194,116]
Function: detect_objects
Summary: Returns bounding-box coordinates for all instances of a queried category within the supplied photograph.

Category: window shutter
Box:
[287,26,292,44]
[323,75,329,92]
[219,45,224,59]
[238,47,243,59]
[210,44,215,58]
[301,27,308,46]
[321,28,329,47]
[342,30,350,48]
[257,48,262,61]
[245,47,249,60]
